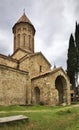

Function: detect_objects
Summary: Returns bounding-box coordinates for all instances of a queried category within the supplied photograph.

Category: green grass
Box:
[0,105,79,130]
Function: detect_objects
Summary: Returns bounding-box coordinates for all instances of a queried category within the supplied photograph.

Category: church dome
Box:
[12,12,35,53]
[12,12,35,32]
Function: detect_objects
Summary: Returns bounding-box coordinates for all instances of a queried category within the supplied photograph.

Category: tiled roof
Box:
[13,13,35,32]
[16,13,32,25]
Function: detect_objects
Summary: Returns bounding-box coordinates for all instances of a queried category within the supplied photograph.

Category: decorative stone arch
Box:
[34,87,40,104]
[55,75,67,105]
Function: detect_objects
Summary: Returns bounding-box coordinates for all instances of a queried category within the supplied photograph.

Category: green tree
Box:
[75,22,79,48]
[75,22,79,72]
[67,34,76,88]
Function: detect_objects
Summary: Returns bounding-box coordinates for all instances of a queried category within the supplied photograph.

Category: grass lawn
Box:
[0,104,79,130]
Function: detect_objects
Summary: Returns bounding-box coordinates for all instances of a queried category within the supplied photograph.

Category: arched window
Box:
[17,28,21,32]
[32,37,34,51]
[14,36,16,50]
[40,65,42,72]
[34,87,40,104]
[17,34,20,47]
[28,35,31,49]
[23,33,26,46]
[23,28,26,31]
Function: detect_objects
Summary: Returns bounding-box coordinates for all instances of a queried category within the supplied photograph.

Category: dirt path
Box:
[0,104,79,113]
[0,110,47,113]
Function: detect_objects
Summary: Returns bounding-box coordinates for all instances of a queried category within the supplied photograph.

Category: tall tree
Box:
[75,22,79,48]
[75,22,79,72]
[67,33,76,88]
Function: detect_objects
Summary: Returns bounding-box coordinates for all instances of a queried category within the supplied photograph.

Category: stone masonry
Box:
[0,12,71,106]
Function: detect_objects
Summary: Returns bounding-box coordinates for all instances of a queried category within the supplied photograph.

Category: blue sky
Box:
[0,0,79,69]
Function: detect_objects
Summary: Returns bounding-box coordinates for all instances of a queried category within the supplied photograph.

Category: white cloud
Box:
[0,30,13,55]
[0,0,78,69]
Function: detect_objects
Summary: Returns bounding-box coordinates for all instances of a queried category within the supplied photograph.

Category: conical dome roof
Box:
[13,12,35,31]
[16,13,32,25]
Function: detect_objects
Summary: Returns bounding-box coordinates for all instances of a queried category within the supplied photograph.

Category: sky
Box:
[0,0,79,70]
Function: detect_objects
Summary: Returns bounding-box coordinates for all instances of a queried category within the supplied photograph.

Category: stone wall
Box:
[12,49,27,60]
[13,23,35,53]
[0,54,17,68]
[31,68,71,106]
[19,53,51,78]
[0,64,31,105]
[31,73,58,105]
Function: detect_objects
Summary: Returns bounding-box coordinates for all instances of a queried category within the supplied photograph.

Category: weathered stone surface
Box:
[13,18,35,53]
[0,115,28,123]
[0,13,71,106]
[31,68,70,105]
[0,54,17,68]
[0,64,31,105]
[12,49,28,60]
[19,52,51,78]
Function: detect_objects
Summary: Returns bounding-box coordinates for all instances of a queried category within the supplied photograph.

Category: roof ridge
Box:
[31,67,67,80]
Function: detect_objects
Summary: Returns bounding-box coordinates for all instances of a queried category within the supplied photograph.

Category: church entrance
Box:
[34,87,40,104]
[55,76,67,105]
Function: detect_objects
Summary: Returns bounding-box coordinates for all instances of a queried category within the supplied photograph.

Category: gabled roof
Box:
[0,53,17,63]
[19,51,51,67]
[31,67,69,80]
[0,64,28,75]
[11,48,33,60]
[11,48,32,57]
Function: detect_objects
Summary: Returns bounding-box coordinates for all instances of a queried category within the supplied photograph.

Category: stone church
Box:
[0,13,71,106]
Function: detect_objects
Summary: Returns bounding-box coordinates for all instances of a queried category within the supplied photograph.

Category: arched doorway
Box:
[34,87,40,104]
[55,76,67,105]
